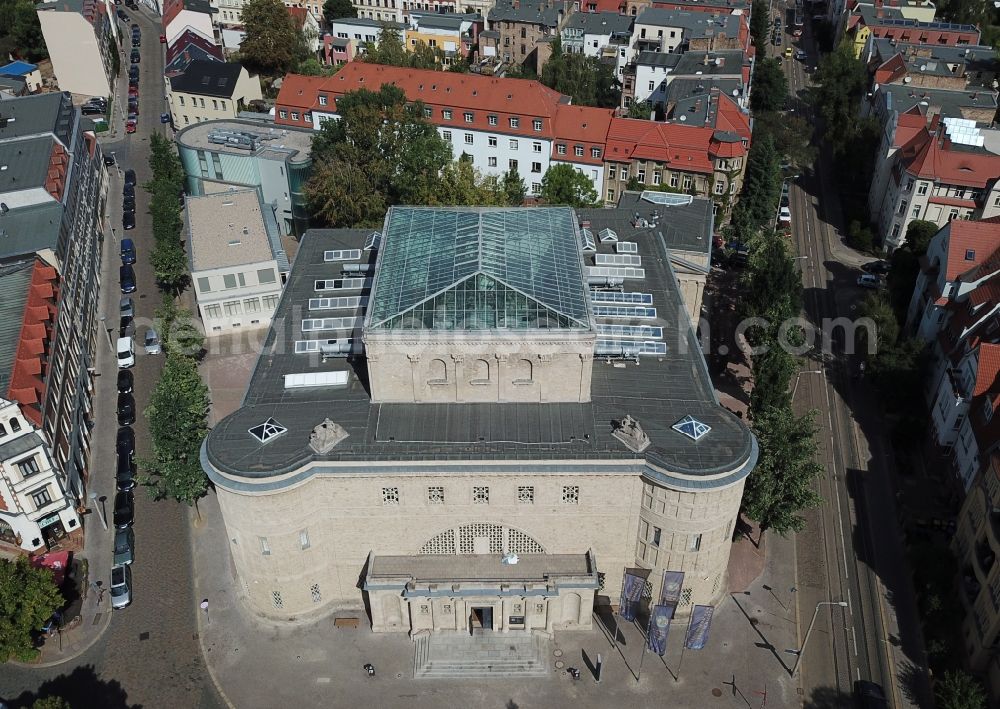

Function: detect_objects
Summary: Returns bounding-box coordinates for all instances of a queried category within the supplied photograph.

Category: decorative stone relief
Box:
[309,418,349,454]
[613,414,651,453]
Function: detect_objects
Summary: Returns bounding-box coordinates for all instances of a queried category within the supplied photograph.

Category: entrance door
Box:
[472,606,493,631]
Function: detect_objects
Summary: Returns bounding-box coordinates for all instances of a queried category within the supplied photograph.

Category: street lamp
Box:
[89,491,108,530]
[790,600,849,677]
[99,315,115,354]
[791,369,823,398]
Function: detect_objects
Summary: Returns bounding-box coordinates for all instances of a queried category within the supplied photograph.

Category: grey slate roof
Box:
[0,202,63,260]
[0,259,35,397]
[878,82,998,119]
[332,16,405,28]
[0,92,74,148]
[635,8,743,37]
[673,50,746,76]
[634,51,682,69]
[204,205,754,491]
[0,429,45,462]
[563,11,633,35]
[0,136,54,193]
[417,15,470,31]
[489,0,563,27]
[169,59,244,98]
[857,4,977,31]
[579,191,714,255]
[666,77,744,105]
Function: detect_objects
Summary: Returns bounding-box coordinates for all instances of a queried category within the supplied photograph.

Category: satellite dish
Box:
[680,114,687,121]
[903,76,911,83]
[732,88,739,96]
[919,64,927,71]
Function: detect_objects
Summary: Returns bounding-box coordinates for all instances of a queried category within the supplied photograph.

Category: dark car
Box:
[116,426,135,458]
[123,169,136,187]
[130,52,140,64]
[121,237,135,263]
[116,454,136,492]
[854,681,888,709]
[113,490,135,529]
[123,182,135,199]
[128,66,139,79]
[103,153,116,166]
[123,196,135,213]
[128,102,139,116]
[120,264,136,294]
[160,112,171,124]
[117,369,133,394]
[128,76,139,88]
[81,105,105,116]
[117,392,136,426]
[122,211,135,230]
[116,8,128,19]
[131,36,140,48]
[119,315,135,338]
[862,260,891,275]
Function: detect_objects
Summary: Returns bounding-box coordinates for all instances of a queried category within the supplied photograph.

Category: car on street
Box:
[81,104,105,116]
[120,296,134,318]
[113,528,135,566]
[121,238,136,263]
[124,168,136,187]
[780,194,790,208]
[144,328,161,355]
[857,274,880,289]
[795,49,808,60]
[128,66,139,80]
[122,211,135,230]
[103,153,116,166]
[116,8,128,19]
[130,51,140,64]
[779,206,791,224]
[123,183,135,199]
[116,336,134,369]
[117,392,136,426]
[116,453,136,491]
[120,264,136,294]
[773,32,782,45]
[123,196,136,213]
[117,369,133,394]
[128,86,139,98]
[113,490,134,529]
[129,75,139,88]
[159,33,167,43]
[127,98,139,114]
[126,119,137,134]
[784,46,794,58]
[116,426,135,458]
[110,564,132,609]
[160,112,171,124]
[127,111,138,123]
[131,36,140,48]
[862,260,891,275]
[854,680,888,709]
[119,315,135,338]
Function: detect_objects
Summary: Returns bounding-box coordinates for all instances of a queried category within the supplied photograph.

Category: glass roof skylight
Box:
[248,418,287,443]
[368,207,591,331]
[672,415,711,441]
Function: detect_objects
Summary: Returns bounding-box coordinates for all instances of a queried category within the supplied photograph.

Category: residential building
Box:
[187,189,288,334]
[847,4,980,59]
[0,92,107,507]
[0,76,29,99]
[325,36,357,65]
[175,118,314,235]
[330,17,406,55]
[627,8,747,66]
[162,0,217,46]
[405,12,482,64]
[864,81,999,128]
[165,29,226,79]
[0,61,42,93]
[202,204,759,625]
[167,60,263,126]
[0,393,81,554]
[624,47,748,108]
[560,10,632,56]
[36,0,117,100]
[487,0,573,72]
[864,37,1000,93]
[868,114,1000,249]
[288,7,322,54]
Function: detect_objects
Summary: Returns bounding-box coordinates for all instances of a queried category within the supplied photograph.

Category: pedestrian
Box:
[364,663,375,677]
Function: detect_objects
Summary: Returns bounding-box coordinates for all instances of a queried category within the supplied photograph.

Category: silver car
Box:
[113,528,134,566]
[110,564,132,609]
[120,296,134,319]
[144,328,161,354]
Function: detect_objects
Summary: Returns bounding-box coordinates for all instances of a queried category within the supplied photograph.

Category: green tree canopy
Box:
[812,40,869,154]
[502,169,527,206]
[322,0,356,22]
[239,0,309,76]
[0,557,63,662]
[32,698,72,709]
[145,134,188,294]
[626,100,653,120]
[904,219,940,256]
[362,25,443,69]
[539,163,598,207]
[540,40,620,108]
[858,292,899,361]
[935,670,987,709]
[750,58,788,112]
[753,111,816,170]
[750,0,770,50]
[742,405,824,535]
[0,0,48,62]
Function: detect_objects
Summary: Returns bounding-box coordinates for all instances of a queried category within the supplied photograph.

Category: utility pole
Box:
[790,600,849,677]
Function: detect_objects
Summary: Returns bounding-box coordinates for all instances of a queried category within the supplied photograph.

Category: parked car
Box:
[854,680,888,709]
[795,49,808,60]
[126,119,137,134]
[81,105,105,116]
[131,36,140,48]
[121,238,136,263]
[780,194,790,208]
[127,111,138,123]
[129,75,139,88]
[116,454,136,492]
[159,33,166,43]
[103,153,116,166]
[116,8,128,19]
[123,169,136,187]
[116,426,135,458]
[123,196,135,213]
[144,328,161,355]
[117,369,133,394]
[773,32,782,45]
[862,260,891,275]
[128,66,139,80]
[784,46,794,58]
[778,206,791,224]
[113,490,134,529]
[119,315,135,338]
[128,86,139,98]
[117,392,136,426]
[160,112,171,124]
[116,336,135,369]
[113,528,135,566]
[123,182,135,198]
[119,264,136,294]
[857,274,880,289]
[122,211,135,230]
[130,51,140,64]
[110,564,132,609]
[120,296,134,318]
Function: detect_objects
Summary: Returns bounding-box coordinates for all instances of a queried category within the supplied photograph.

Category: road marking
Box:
[852,628,858,657]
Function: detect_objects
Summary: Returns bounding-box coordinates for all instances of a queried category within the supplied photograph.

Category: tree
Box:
[0,0,48,62]
[750,58,788,112]
[155,297,205,357]
[502,169,527,206]
[142,352,210,506]
[626,100,653,120]
[858,292,899,361]
[362,25,414,67]
[430,157,510,206]
[935,670,987,709]
[750,0,770,50]
[742,405,824,535]
[0,557,63,662]
[322,0,356,22]
[150,235,189,293]
[239,0,308,76]
[539,164,598,207]
[297,57,340,76]
[32,698,72,709]
[539,40,620,108]
[749,346,795,415]
[904,219,940,256]
[812,40,868,154]
[754,111,816,169]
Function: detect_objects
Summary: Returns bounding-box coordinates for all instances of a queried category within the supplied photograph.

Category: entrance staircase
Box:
[413,632,550,678]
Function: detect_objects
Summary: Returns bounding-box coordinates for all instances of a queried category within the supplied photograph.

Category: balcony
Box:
[977,538,997,578]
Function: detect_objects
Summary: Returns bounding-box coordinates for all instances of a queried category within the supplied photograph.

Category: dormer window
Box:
[966,249,976,261]
[9,417,19,432]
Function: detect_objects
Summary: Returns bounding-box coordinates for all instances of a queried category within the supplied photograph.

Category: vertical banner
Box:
[647,604,674,656]
[659,571,685,606]
[619,570,644,622]
[684,605,715,650]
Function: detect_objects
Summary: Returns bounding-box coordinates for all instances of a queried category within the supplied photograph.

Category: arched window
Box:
[0,422,7,437]
[427,358,447,384]
[469,358,490,385]
[513,358,533,384]
[9,417,20,433]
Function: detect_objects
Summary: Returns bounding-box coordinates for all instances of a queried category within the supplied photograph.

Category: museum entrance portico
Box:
[363,551,600,636]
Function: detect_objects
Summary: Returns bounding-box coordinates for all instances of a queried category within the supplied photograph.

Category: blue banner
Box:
[659,571,685,606]
[685,605,714,650]
[620,571,644,622]
[647,604,673,656]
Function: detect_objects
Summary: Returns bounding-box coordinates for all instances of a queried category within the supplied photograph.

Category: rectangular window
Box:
[488,136,497,147]
[299,529,310,549]
[608,166,617,180]
[533,119,542,131]
[291,111,299,121]
[532,182,541,194]
[531,162,541,173]
[257,268,276,284]
[532,142,541,153]
[212,99,218,110]
[442,109,452,119]
[488,114,498,126]
[243,298,261,313]
[179,96,185,106]
[442,130,452,142]
[911,206,921,219]
[715,180,725,194]
[473,486,489,504]
[204,304,222,318]
[262,294,280,310]
[464,112,473,122]
[561,485,579,504]
[574,146,584,157]
[427,486,445,504]
[648,81,655,91]
[509,159,518,170]
[223,300,242,316]
[464,133,473,144]
[607,188,615,202]
[510,139,518,150]
[259,537,270,555]
[898,199,908,215]
[517,486,534,503]
[423,106,432,118]
[557,144,566,155]
[223,273,237,289]
[591,147,601,159]
[682,175,693,190]
[211,153,223,178]
[279,110,287,119]
[304,113,311,123]
[319,95,328,106]
[17,456,40,477]
[382,487,400,505]
[29,485,50,509]
[488,156,497,167]
[200,98,205,108]
[669,173,678,187]
[651,526,661,546]
[198,277,212,293]
[510,117,520,128]
[688,533,702,552]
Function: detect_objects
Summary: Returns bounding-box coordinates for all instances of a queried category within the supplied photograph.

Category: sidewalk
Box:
[189,487,805,709]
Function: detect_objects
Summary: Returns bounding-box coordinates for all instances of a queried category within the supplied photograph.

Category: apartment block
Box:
[167,59,263,127]
[37,0,118,100]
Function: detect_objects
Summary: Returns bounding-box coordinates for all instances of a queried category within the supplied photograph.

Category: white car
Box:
[779,206,792,224]
[116,336,135,368]
[110,564,132,609]
[857,274,880,289]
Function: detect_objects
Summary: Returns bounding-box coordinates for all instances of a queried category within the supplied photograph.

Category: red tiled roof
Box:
[974,342,1000,396]
[874,53,907,84]
[550,104,614,165]
[605,118,729,173]
[6,260,58,428]
[276,74,328,111]
[943,220,1000,281]
[928,195,977,208]
[581,0,625,11]
[905,130,1000,188]
[286,6,310,30]
[711,91,751,142]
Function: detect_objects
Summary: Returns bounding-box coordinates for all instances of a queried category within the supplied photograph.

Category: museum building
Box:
[202,197,758,635]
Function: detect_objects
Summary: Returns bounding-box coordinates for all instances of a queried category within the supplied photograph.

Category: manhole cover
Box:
[712,688,723,697]
[555,660,564,669]
[553,649,563,657]
[139,631,150,641]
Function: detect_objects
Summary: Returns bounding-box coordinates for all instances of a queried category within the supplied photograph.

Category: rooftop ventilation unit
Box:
[207,128,260,150]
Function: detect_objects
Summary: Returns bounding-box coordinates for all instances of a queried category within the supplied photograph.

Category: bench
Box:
[334,617,360,629]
